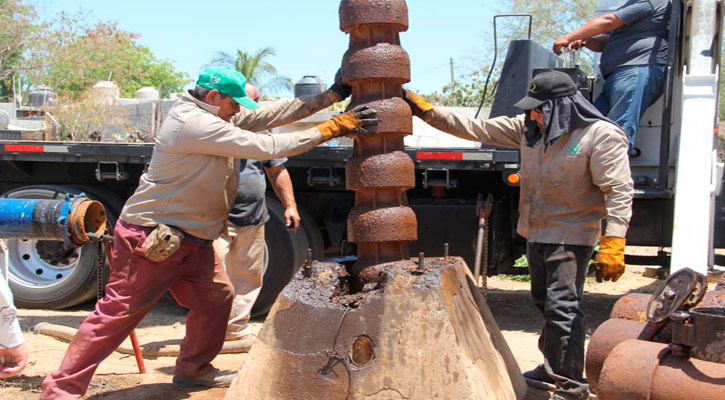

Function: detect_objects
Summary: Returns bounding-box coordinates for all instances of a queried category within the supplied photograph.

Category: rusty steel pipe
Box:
[586,318,649,393]
[590,290,725,392]
[611,291,725,321]
[609,292,652,320]
[340,0,417,288]
[598,339,725,400]
[0,197,107,246]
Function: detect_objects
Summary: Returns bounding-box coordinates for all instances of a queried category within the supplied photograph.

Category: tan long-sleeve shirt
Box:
[422,108,633,246]
[120,92,335,240]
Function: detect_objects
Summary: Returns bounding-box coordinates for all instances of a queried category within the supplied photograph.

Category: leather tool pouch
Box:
[140,224,184,262]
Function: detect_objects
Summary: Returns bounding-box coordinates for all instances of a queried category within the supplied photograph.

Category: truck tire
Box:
[250,197,309,317]
[299,206,325,261]
[1,185,117,309]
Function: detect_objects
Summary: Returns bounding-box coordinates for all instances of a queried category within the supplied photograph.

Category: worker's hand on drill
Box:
[317,105,378,140]
[402,89,434,118]
[328,68,352,100]
[591,236,626,283]
[0,343,28,379]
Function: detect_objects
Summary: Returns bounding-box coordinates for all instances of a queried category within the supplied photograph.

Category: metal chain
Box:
[481,217,490,297]
[96,240,104,301]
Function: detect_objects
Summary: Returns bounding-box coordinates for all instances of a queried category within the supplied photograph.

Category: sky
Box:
[34,0,504,96]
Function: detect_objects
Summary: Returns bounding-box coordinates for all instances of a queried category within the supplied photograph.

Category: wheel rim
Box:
[6,238,81,289]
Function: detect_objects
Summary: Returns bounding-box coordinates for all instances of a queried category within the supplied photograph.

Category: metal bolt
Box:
[418,252,425,270]
[304,248,313,278]
[444,243,449,258]
[341,240,348,256]
[664,289,677,301]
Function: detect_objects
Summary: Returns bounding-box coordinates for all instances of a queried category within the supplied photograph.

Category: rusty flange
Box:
[69,198,107,246]
[585,318,649,394]
[347,97,413,134]
[346,151,415,189]
[343,44,411,83]
[347,206,417,242]
[598,339,725,400]
[339,0,409,32]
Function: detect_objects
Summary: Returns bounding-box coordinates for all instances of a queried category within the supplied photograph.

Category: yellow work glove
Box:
[592,236,626,283]
[403,89,435,118]
[317,105,378,141]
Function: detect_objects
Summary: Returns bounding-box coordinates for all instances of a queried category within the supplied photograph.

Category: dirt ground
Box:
[1,246,719,399]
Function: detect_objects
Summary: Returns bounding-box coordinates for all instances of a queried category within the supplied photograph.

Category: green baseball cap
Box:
[197,66,260,109]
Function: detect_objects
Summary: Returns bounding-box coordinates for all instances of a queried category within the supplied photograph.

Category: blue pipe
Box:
[0,198,74,242]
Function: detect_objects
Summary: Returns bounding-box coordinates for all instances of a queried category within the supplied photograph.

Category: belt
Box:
[172,227,213,246]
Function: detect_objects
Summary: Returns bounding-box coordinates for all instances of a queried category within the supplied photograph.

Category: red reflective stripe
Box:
[4,144,44,152]
[416,151,463,160]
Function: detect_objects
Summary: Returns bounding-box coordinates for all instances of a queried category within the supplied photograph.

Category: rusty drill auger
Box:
[222,4,528,399]
[340,0,417,290]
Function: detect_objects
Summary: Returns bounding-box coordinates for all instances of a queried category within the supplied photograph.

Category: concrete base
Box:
[225,257,527,400]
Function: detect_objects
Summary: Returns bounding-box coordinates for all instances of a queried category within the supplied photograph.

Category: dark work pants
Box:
[527,242,593,400]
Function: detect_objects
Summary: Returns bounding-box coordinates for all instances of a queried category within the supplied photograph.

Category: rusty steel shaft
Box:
[599,340,725,400]
[340,0,417,288]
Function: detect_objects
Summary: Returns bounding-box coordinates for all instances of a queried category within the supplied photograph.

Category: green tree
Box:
[212,47,293,97]
[0,0,40,101]
[422,1,595,110]
[498,0,597,71]
[720,52,724,120]
[26,13,189,98]
[422,71,486,108]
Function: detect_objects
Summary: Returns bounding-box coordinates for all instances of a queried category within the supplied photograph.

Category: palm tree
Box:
[211,47,293,98]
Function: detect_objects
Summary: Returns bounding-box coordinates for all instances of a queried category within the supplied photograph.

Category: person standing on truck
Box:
[553,0,672,156]
[1,270,28,379]
[404,70,633,400]
[213,82,323,342]
[41,66,375,399]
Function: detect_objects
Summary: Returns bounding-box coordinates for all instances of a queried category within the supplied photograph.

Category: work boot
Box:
[551,393,589,400]
[224,324,256,342]
[523,364,555,385]
[172,368,236,388]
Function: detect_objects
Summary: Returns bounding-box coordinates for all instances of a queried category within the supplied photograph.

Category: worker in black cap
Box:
[404,70,634,400]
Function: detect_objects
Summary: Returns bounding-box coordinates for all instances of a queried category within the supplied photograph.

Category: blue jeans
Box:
[594,65,666,152]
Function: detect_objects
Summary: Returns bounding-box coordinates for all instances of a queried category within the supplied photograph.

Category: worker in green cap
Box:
[41,65,376,399]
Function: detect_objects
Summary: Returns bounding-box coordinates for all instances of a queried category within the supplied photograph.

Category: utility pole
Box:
[450,57,457,106]
[449,58,455,85]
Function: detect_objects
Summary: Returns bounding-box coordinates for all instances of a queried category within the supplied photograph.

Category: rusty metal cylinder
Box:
[610,292,652,320]
[0,197,106,246]
[611,291,725,321]
[340,0,417,287]
[585,318,649,394]
[598,339,725,400]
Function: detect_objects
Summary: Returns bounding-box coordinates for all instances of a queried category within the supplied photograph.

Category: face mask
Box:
[524,113,543,148]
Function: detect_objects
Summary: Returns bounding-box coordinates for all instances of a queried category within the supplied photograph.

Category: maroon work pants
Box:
[41,220,233,399]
